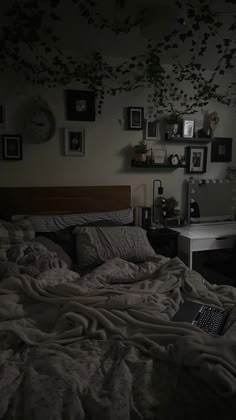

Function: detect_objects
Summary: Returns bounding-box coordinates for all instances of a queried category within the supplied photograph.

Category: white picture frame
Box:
[127,107,144,129]
[64,128,85,156]
[145,119,159,140]
[183,119,195,138]
[152,148,166,164]
[2,134,22,160]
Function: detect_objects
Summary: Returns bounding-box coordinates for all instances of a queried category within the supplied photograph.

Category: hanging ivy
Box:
[0,0,235,116]
[71,0,146,34]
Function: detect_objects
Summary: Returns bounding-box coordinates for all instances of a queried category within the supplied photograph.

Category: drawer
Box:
[192,236,236,252]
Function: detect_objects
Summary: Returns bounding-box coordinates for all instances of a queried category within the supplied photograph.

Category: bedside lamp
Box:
[152,179,164,224]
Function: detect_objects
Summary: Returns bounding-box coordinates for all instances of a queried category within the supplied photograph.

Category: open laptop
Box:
[172,300,236,336]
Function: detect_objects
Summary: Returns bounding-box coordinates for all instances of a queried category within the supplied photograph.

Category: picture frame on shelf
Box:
[185,146,208,174]
[65,90,95,121]
[151,148,166,164]
[2,134,22,160]
[211,137,232,162]
[127,107,144,129]
[183,119,195,138]
[64,128,85,156]
[145,119,159,140]
[0,105,6,128]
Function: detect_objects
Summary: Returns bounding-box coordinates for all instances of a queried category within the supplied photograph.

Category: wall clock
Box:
[24,97,56,144]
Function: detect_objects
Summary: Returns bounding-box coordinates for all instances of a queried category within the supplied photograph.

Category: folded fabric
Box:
[36,236,72,269]
[0,218,35,253]
[13,208,134,232]
[74,225,156,268]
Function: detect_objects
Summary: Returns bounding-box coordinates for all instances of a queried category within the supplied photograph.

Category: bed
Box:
[0,185,236,420]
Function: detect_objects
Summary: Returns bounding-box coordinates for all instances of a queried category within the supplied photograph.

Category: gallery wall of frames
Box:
[0,85,235,215]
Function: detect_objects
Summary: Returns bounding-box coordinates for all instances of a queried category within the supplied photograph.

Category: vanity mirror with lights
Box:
[187,179,236,224]
[172,178,236,269]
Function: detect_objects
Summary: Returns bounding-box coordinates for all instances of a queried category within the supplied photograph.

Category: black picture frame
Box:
[185,146,208,174]
[0,105,6,128]
[65,90,95,121]
[2,135,22,160]
[127,107,144,129]
[211,137,232,162]
[64,128,85,156]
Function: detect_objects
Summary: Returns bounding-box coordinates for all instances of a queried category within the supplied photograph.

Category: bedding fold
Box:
[1,244,236,419]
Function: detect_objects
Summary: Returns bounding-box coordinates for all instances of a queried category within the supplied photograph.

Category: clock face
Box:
[170,155,179,166]
[24,106,56,144]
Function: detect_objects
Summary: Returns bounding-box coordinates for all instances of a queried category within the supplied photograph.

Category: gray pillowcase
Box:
[36,226,76,261]
[74,226,156,269]
[36,236,72,269]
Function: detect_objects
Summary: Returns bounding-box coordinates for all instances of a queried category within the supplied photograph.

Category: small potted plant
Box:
[165,112,183,139]
[133,139,148,162]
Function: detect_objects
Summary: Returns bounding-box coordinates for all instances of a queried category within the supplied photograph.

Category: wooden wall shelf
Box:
[131,160,185,169]
[165,136,213,143]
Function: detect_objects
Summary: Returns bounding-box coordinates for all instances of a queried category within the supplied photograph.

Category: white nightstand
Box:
[171,223,236,269]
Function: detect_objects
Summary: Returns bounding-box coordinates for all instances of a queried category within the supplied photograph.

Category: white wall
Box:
[0,74,235,216]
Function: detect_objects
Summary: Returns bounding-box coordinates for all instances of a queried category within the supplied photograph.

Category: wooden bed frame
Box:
[0,186,131,219]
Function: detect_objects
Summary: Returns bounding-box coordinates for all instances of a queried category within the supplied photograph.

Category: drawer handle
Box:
[216,237,228,240]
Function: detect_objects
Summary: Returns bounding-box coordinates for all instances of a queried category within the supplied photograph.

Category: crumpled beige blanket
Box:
[1,247,236,419]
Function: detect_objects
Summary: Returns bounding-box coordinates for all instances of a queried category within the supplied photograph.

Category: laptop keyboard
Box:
[192,306,225,335]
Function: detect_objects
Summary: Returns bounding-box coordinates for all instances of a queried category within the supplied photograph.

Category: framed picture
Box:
[65,90,95,121]
[145,119,159,140]
[183,119,195,138]
[185,146,208,174]
[211,137,232,162]
[2,135,22,160]
[127,107,144,129]
[0,105,6,128]
[151,148,166,164]
[64,129,85,156]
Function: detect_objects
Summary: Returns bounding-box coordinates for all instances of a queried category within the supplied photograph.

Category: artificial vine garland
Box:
[0,0,235,116]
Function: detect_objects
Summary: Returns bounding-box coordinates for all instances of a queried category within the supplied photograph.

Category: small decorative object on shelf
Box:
[183,119,195,138]
[208,111,219,138]
[197,128,210,138]
[151,148,166,164]
[165,112,182,139]
[168,154,180,166]
[133,139,148,162]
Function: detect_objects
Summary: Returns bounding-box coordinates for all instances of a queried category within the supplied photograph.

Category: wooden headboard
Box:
[0,186,131,219]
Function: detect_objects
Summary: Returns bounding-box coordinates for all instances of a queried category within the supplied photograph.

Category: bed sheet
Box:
[0,242,236,419]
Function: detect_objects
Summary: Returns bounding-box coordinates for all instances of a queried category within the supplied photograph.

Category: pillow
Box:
[74,226,156,269]
[12,208,133,232]
[37,221,123,264]
[0,218,35,253]
[36,236,72,269]
[36,226,76,261]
